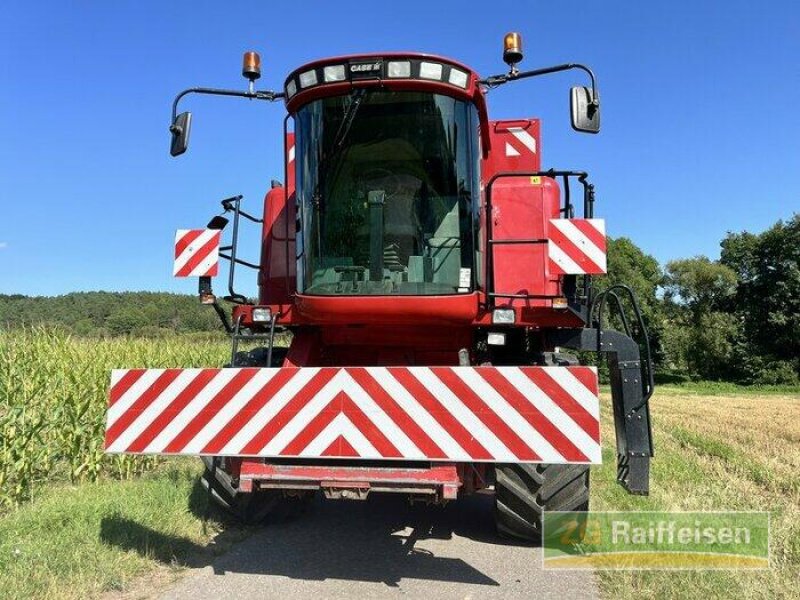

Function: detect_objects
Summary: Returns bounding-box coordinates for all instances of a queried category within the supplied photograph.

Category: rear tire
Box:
[494,463,590,542]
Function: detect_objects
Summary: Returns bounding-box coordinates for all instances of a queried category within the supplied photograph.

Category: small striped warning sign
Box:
[547,219,607,275]
[173,229,221,278]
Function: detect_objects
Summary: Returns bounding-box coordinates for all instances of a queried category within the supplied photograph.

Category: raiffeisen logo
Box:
[611,519,752,546]
[543,512,770,569]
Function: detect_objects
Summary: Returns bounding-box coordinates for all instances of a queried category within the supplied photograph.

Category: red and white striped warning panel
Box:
[105,366,601,464]
[173,229,222,278]
[548,218,607,275]
[502,126,537,158]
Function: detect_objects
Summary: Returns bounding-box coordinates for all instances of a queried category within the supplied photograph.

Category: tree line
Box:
[0,291,222,338]
[1,214,797,384]
[602,214,799,385]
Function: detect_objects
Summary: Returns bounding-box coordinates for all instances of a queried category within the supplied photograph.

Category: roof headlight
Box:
[298,69,318,88]
[448,68,468,88]
[323,65,346,82]
[387,61,411,78]
[419,62,443,80]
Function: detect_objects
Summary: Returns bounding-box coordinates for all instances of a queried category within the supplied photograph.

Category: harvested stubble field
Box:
[0,328,797,599]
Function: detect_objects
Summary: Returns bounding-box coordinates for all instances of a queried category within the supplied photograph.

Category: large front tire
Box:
[494,464,590,542]
[200,457,281,523]
[200,346,309,523]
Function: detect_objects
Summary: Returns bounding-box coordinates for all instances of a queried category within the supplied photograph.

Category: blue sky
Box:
[1,1,797,297]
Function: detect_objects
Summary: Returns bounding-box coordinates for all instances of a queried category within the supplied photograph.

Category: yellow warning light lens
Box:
[553,297,569,310]
[503,32,523,67]
[242,51,262,81]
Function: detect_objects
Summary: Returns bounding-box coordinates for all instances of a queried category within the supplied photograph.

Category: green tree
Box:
[721,214,800,384]
[663,257,738,379]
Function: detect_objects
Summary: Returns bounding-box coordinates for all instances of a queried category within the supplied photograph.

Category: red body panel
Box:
[258,133,296,307]
[489,178,562,308]
[483,119,540,174]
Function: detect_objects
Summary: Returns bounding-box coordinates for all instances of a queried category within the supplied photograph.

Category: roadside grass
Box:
[654,380,800,396]
[0,459,246,600]
[592,391,800,600]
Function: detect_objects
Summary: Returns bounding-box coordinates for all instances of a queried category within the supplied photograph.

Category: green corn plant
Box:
[0,326,229,509]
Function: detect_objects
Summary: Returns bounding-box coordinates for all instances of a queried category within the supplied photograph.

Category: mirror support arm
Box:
[479,63,599,105]
[170,87,285,123]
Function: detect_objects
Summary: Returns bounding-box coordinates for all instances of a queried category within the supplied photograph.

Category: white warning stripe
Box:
[260,370,354,454]
[288,145,295,163]
[106,369,200,453]
[181,369,279,454]
[548,242,585,275]
[110,369,126,388]
[173,229,220,277]
[367,367,471,460]
[453,368,564,462]
[144,369,240,453]
[542,368,600,420]
[497,367,601,462]
[409,367,517,461]
[331,371,421,456]
[300,413,378,457]
[550,219,607,272]
[507,126,537,154]
[107,369,165,429]
[219,368,321,455]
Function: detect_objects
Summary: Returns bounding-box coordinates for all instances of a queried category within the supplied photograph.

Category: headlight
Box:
[387,61,411,78]
[492,308,515,324]
[419,62,443,80]
[487,332,506,346]
[252,307,273,322]
[298,69,318,88]
[323,65,346,82]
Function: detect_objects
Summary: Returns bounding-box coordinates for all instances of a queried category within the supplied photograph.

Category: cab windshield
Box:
[295,90,479,295]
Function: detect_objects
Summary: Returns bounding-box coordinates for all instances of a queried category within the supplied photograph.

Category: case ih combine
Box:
[105,34,654,540]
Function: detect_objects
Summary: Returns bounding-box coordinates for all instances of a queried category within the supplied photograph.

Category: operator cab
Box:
[295,89,479,296]
[284,55,484,298]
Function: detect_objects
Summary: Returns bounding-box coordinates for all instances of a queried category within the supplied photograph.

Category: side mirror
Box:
[207,215,229,230]
[570,87,600,134]
[169,111,192,156]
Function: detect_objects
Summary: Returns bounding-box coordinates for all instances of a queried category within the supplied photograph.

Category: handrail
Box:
[591,284,655,407]
[216,195,262,304]
[483,170,594,309]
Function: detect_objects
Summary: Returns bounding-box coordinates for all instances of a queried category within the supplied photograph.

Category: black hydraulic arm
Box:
[550,327,654,495]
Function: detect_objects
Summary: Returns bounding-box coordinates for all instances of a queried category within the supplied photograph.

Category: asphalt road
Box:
[159,491,598,600]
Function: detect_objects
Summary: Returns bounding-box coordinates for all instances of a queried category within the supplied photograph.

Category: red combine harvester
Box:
[106,34,654,540]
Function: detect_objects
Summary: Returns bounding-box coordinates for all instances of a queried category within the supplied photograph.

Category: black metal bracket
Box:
[171,86,284,124]
[550,327,654,495]
[479,63,599,109]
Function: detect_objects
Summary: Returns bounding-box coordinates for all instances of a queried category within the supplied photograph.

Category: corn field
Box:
[0,327,229,510]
